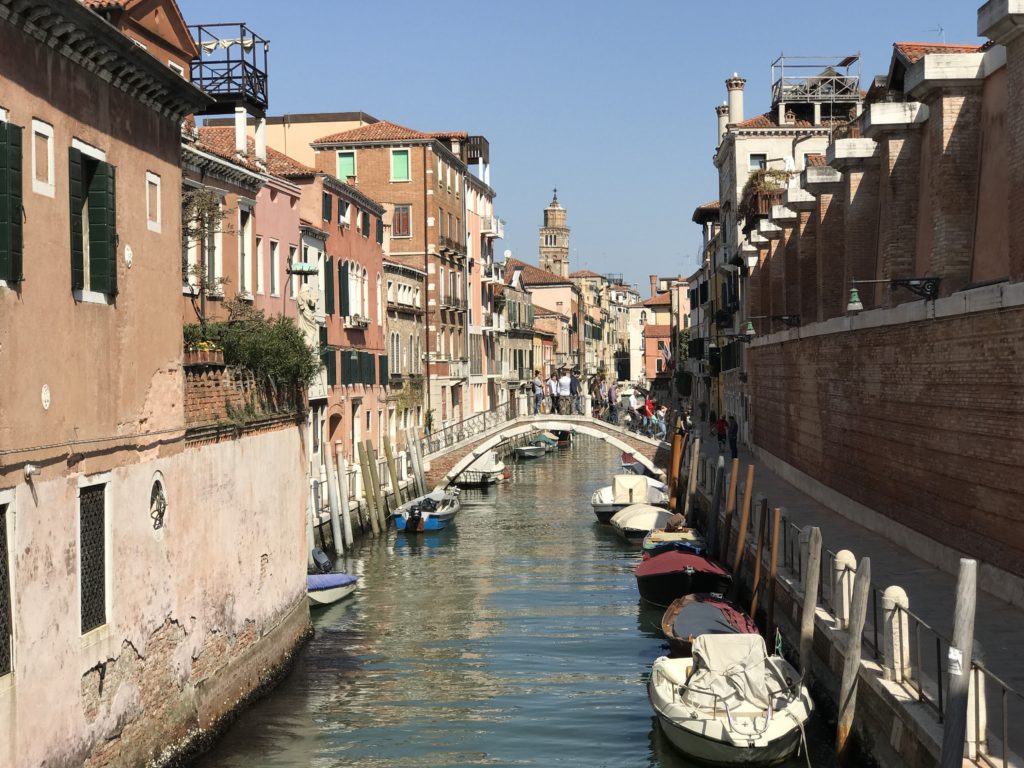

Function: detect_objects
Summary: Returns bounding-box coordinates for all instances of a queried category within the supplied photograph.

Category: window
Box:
[437,156,442,187]
[269,240,279,296]
[361,267,368,317]
[337,151,356,182]
[79,481,108,634]
[238,207,252,296]
[0,118,24,284]
[70,142,118,299]
[749,153,767,171]
[438,206,444,237]
[255,236,264,294]
[289,245,298,298]
[31,119,54,197]
[338,198,349,226]
[391,149,410,182]
[146,171,161,233]
[322,191,332,222]
[361,210,371,238]
[376,273,382,325]
[323,255,335,315]
[0,494,12,677]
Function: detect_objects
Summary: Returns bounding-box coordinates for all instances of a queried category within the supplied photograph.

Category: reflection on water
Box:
[192,438,831,768]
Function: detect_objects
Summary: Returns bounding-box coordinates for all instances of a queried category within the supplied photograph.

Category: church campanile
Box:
[539,189,570,278]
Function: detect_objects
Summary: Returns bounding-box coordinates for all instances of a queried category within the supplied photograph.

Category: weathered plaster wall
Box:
[0,426,309,768]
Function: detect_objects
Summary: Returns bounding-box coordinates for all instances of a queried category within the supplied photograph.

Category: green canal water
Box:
[193,438,832,767]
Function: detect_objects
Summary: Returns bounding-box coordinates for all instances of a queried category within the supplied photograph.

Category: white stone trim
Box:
[72,289,114,306]
[71,138,106,162]
[145,171,161,233]
[30,119,55,198]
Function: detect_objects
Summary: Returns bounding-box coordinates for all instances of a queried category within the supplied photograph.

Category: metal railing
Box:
[419,401,515,457]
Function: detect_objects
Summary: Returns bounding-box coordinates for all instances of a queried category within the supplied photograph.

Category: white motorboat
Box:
[306,572,358,606]
[394,489,461,532]
[648,634,812,766]
[591,475,669,523]
[515,444,546,459]
[457,450,507,487]
[610,503,674,542]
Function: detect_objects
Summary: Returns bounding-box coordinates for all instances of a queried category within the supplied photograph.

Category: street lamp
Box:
[847,277,941,313]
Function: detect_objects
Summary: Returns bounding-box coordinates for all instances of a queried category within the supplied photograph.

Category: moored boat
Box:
[306,572,359,606]
[515,444,546,459]
[648,634,812,765]
[660,593,759,656]
[394,489,461,532]
[591,475,669,523]
[634,550,731,607]
[456,450,507,487]
[642,528,706,558]
[610,503,674,542]
[620,451,652,476]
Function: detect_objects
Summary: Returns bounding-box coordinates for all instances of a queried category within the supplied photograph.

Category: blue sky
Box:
[179,0,984,293]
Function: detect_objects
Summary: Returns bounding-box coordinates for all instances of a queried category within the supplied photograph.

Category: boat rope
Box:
[786,708,813,768]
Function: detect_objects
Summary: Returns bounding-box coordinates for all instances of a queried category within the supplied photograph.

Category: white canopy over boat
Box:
[610,504,674,539]
[468,450,505,474]
[648,634,812,765]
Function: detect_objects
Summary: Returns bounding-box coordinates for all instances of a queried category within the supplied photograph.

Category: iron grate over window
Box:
[80,485,106,634]
[0,504,11,676]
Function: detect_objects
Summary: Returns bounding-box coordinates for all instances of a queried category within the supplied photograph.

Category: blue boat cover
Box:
[307,573,358,592]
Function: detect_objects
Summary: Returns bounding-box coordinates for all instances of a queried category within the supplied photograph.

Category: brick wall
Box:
[1009,37,1024,282]
[877,131,922,303]
[184,364,303,425]
[796,210,817,322]
[748,307,1024,577]
[843,165,880,309]
[815,187,845,320]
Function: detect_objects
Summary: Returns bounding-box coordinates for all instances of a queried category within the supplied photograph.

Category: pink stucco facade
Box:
[253,175,303,320]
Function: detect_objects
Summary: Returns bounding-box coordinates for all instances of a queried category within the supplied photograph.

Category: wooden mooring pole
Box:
[667,427,682,500]
[749,497,769,619]
[383,435,403,508]
[800,527,823,681]
[729,464,755,591]
[837,556,871,764]
[940,558,977,768]
[364,440,388,529]
[323,443,345,555]
[705,456,725,563]
[335,442,355,545]
[719,458,740,564]
[682,438,700,525]
[766,507,781,641]
[357,441,381,535]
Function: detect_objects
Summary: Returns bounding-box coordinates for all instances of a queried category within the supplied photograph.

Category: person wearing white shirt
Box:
[557,371,571,413]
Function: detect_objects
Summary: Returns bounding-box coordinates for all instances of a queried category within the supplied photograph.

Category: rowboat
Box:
[660,593,759,656]
[649,634,812,765]
[456,450,507,487]
[394,489,461,532]
[306,572,359,606]
[634,551,732,607]
[620,451,652,476]
[515,444,546,459]
[610,504,674,542]
[591,475,669,523]
[641,528,706,558]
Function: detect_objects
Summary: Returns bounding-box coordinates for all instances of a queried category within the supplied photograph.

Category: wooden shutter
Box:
[69,147,84,290]
[376,216,384,245]
[322,192,332,222]
[0,122,23,282]
[324,255,335,315]
[361,211,370,238]
[378,354,388,384]
[88,160,118,295]
[338,260,350,317]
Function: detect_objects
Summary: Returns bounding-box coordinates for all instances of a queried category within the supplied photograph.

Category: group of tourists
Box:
[531,369,585,416]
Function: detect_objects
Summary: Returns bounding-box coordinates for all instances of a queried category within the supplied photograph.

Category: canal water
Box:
[194,438,832,768]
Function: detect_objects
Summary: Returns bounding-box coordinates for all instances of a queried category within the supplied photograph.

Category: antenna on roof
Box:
[925,24,946,43]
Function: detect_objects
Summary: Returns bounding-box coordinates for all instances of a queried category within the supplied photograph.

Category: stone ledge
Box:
[827,138,880,170]
[858,102,929,138]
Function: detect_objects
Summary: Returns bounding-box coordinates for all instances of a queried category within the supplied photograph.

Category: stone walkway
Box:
[689,429,1024,696]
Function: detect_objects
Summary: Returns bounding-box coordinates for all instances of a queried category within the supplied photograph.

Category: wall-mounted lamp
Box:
[23,464,40,481]
[847,278,940,313]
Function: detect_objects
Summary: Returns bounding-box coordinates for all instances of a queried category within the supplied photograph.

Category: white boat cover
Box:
[468,450,504,473]
[612,475,649,503]
[681,634,771,712]
[611,504,673,531]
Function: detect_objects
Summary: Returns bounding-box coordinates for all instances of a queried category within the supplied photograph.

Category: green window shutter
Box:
[378,354,388,384]
[322,192,332,222]
[391,150,409,181]
[338,260,350,316]
[88,160,118,295]
[69,147,84,290]
[337,152,355,181]
[0,122,23,283]
[376,216,384,245]
[360,351,372,385]
[361,211,370,238]
[324,255,335,315]
[326,349,337,386]
[340,350,350,384]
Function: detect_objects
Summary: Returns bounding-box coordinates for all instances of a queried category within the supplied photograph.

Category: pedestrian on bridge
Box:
[570,370,582,415]
[607,381,619,423]
[557,369,572,415]
[532,371,544,415]
[547,372,559,414]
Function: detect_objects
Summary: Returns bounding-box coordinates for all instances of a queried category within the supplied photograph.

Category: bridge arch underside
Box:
[435,420,668,489]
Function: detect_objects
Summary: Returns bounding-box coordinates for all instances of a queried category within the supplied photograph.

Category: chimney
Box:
[234,106,247,157]
[254,116,267,164]
[725,73,746,125]
[649,274,658,299]
[715,102,729,142]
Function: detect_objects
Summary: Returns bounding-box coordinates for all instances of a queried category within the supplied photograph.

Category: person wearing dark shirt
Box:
[727,415,739,459]
[715,415,728,451]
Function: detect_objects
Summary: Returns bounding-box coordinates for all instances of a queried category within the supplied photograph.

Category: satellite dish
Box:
[503,249,512,259]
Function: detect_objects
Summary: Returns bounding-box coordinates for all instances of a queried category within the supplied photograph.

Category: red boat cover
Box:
[634,551,728,578]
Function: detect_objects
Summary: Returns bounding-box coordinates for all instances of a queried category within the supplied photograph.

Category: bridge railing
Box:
[420,400,517,458]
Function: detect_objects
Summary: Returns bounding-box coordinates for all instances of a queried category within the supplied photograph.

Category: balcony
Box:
[440,235,465,255]
[347,314,370,329]
[480,216,504,240]
[482,261,502,283]
[482,311,506,334]
[188,23,269,115]
[387,297,424,315]
[441,295,468,312]
[448,358,468,379]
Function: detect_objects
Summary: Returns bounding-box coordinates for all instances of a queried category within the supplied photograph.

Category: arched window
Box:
[376,273,382,325]
[361,267,368,317]
[449,329,455,359]
[349,262,358,314]
[408,333,413,373]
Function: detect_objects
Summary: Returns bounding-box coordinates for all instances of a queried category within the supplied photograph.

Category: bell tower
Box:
[539,189,570,278]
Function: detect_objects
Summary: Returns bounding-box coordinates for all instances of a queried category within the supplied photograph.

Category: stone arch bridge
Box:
[419,414,670,490]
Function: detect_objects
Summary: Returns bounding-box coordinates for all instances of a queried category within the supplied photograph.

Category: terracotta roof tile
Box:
[893,42,985,65]
[643,293,672,307]
[735,111,814,130]
[805,153,827,167]
[570,269,603,279]
[430,131,469,141]
[81,0,126,8]
[505,257,572,286]
[197,126,315,178]
[643,324,672,337]
[313,120,432,145]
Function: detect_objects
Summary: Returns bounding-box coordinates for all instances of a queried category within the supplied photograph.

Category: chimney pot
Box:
[725,74,746,125]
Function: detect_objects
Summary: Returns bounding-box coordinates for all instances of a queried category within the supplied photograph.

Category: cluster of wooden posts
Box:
[312,428,431,558]
[664,423,984,766]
